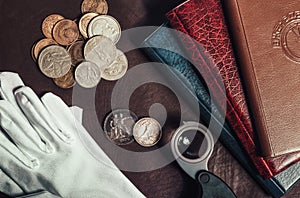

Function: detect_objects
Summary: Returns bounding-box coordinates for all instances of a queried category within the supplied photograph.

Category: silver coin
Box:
[87,15,121,44]
[133,117,162,147]
[103,109,138,145]
[102,49,128,81]
[38,45,71,78]
[84,35,117,69]
[75,61,101,88]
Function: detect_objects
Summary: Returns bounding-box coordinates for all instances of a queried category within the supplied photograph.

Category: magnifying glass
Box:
[171,121,237,198]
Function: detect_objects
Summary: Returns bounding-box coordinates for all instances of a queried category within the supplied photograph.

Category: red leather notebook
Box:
[166,0,300,178]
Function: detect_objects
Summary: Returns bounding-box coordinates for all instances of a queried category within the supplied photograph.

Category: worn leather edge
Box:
[220,0,274,157]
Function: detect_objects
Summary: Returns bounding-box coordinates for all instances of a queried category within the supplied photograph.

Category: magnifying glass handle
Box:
[197,170,237,198]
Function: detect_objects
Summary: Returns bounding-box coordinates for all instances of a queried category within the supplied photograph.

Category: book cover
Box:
[221,0,300,157]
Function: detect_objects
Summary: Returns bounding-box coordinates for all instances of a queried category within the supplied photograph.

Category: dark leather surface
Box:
[165,0,300,179]
[0,0,299,197]
[143,23,300,198]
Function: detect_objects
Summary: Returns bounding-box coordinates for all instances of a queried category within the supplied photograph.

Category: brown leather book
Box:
[222,0,300,157]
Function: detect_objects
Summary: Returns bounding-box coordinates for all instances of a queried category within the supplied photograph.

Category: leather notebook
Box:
[165,0,300,178]
[142,23,300,198]
[221,0,300,157]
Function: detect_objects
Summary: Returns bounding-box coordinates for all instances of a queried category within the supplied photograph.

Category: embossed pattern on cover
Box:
[221,0,300,158]
[143,24,300,198]
[166,0,300,178]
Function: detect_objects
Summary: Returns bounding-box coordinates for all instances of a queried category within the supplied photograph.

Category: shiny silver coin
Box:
[102,49,128,81]
[87,15,121,44]
[133,117,162,147]
[38,45,71,78]
[75,61,101,88]
[103,109,138,145]
[84,35,117,70]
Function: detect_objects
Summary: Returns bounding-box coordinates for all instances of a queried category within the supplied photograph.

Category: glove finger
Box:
[14,87,73,144]
[0,100,52,155]
[0,72,24,111]
[41,93,117,168]
[0,168,24,197]
[0,129,37,169]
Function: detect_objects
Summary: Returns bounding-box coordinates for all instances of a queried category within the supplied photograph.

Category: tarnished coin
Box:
[103,109,138,145]
[67,40,84,66]
[102,49,128,81]
[84,35,116,69]
[81,0,108,15]
[87,15,121,43]
[53,19,79,46]
[42,14,64,38]
[38,45,71,78]
[53,67,76,89]
[133,117,162,147]
[79,12,99,39]
[75,61,101,88]
[32,38,57,61]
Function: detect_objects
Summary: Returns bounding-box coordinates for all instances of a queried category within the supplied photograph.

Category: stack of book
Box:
[142,0,300,197]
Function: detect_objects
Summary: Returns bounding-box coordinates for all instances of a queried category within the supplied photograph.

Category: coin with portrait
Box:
[87,15,121,43]
[53,19,79,46]
[42,14,64,39]
[81,0,108,15]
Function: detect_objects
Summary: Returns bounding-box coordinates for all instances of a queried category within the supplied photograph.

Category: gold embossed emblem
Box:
[272,11,300,62]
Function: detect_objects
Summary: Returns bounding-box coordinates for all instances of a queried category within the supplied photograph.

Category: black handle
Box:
[197,170,237,198]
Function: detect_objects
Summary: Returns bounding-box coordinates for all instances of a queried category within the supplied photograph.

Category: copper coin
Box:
[79,12,99,38]
[81,0,108,15]
[53,19,79,46]
[67,40,84,66]
[32,38,57,61]
[42,14,64,38]
[53,67,76,89]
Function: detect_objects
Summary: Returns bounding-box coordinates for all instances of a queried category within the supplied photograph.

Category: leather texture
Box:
[220,0,300,157]
[143,23,300,198]
[165,0,300,178]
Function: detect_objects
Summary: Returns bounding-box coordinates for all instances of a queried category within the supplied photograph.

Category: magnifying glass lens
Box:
[177,130,208,160]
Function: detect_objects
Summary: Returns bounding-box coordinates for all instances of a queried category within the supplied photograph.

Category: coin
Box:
[67,40,84,66]
[38,45,72,78]
[53,67,76,89]
[79,12,99,39]
[103,109,138,145]
[81,0,108,15]
[84,35,116,69]
[133,117,162,147]
[75,61,101,88]
[87,15,121,43]
[53,19,79,46]
[42,14,64,38]
[102,49,128,81]
[32,38,57,61]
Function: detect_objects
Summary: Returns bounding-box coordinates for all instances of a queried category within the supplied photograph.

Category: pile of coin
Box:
[103,109,162,147]
[31,0,128,89]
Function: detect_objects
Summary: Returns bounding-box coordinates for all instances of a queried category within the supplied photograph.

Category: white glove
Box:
[0,73,145,198]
